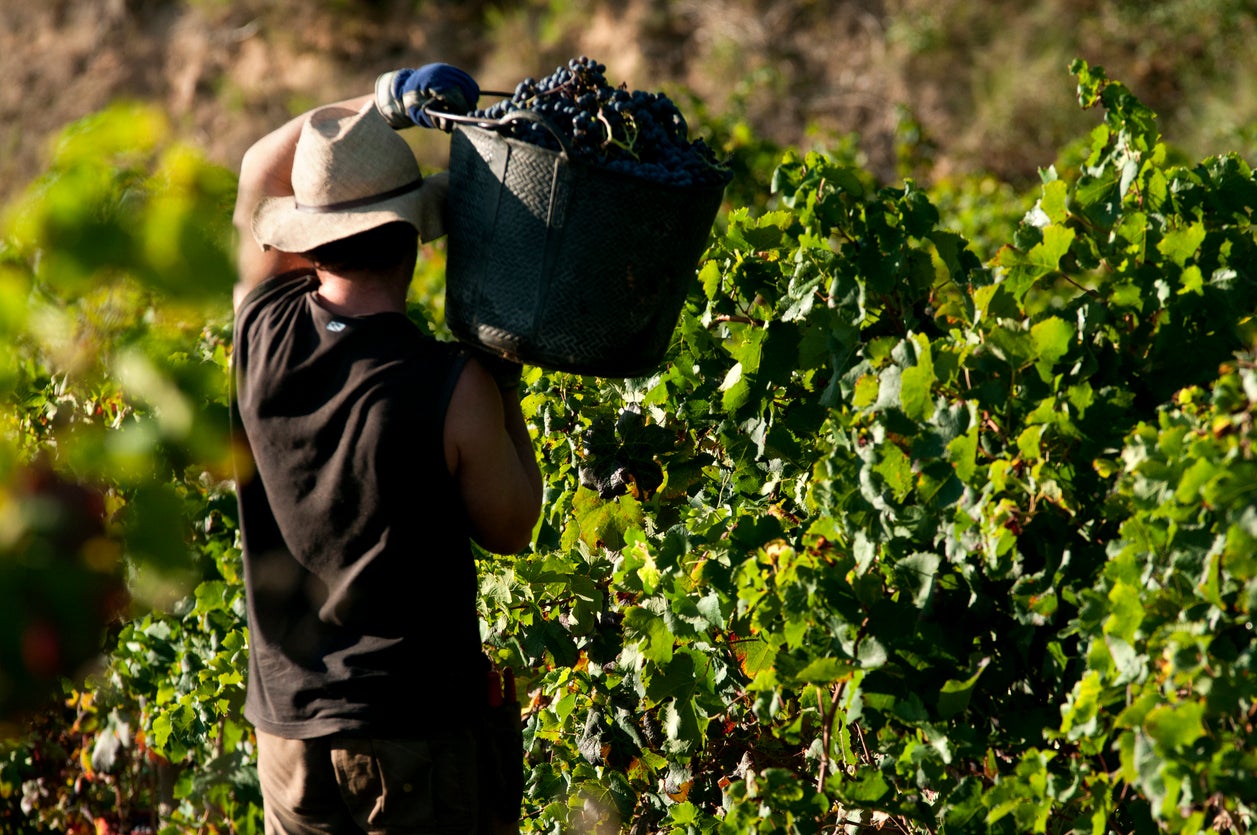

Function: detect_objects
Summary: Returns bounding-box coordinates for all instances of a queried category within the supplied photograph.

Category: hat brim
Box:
[251,171,448,253]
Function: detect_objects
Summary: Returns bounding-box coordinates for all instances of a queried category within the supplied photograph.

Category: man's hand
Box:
[375,63,479,131]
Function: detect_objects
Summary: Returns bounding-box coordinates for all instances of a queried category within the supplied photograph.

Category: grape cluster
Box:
[468,56,732,188]
[576,406,670,500]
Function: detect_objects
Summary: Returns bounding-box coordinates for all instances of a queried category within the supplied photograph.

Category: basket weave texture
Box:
[444,124,726,377]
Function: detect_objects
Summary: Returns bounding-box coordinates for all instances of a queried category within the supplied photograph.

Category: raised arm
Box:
[233,65,480,309]
[232,94,374,310]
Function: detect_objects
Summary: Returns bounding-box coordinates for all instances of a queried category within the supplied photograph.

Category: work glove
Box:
[374,63,479,131]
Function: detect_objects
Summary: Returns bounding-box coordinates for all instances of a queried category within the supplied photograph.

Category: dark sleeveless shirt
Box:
[232,273,483,739]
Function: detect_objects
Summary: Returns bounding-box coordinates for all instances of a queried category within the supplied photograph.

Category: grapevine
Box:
[468,56,732,188]
[7,60,1257,835]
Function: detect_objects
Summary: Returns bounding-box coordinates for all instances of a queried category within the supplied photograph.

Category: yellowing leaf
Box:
[853,373,879,408]
[873,443,914,502]
[735,636,778,679]
[948,422,979,482]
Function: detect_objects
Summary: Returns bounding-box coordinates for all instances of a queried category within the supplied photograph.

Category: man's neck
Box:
[314,270,407,316]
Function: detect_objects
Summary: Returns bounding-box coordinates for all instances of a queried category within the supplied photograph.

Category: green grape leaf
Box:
[623,605,675,664]
[900,335,936,422]
[1144,701,1205,751]
[993,225,1076,301]
[1157,221,1206,267]
[937,657,989,719]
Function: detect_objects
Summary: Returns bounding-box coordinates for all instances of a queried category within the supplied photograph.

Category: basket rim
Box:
[451,123,732,196]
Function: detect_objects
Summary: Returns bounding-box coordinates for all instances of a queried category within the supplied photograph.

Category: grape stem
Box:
[596,109,638,158]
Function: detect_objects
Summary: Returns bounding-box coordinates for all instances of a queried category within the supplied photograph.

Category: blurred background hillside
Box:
[2,0,1255,201]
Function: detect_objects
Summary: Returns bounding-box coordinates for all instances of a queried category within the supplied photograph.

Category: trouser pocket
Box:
[332,734,478,831]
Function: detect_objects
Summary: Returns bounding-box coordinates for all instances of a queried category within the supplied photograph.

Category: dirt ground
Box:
[2,0,1249,205]
[0,0,929,203]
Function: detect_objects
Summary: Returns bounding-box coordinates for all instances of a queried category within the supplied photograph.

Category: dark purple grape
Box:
[468,57,731,188]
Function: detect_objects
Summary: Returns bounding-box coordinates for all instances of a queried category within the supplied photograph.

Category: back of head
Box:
[303,221,419,275]
[251,103,446,256]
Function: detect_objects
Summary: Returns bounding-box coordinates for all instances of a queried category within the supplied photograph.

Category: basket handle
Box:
[427,107,573,157]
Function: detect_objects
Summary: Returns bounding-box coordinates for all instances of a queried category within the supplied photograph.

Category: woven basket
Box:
[443,118,727,377]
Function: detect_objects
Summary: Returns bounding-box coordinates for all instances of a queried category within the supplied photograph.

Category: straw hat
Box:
[251,101,447,253]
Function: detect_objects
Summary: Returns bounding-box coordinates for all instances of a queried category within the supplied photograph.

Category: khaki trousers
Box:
[256,729,518,835]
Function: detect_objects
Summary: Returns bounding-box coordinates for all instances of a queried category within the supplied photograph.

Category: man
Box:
[231,63,542,834]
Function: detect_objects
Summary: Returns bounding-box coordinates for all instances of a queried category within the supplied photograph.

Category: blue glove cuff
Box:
[378,64,480,130]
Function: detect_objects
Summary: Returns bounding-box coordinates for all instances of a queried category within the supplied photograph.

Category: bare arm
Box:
[232,94,374,311]
[444,360,543,554]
